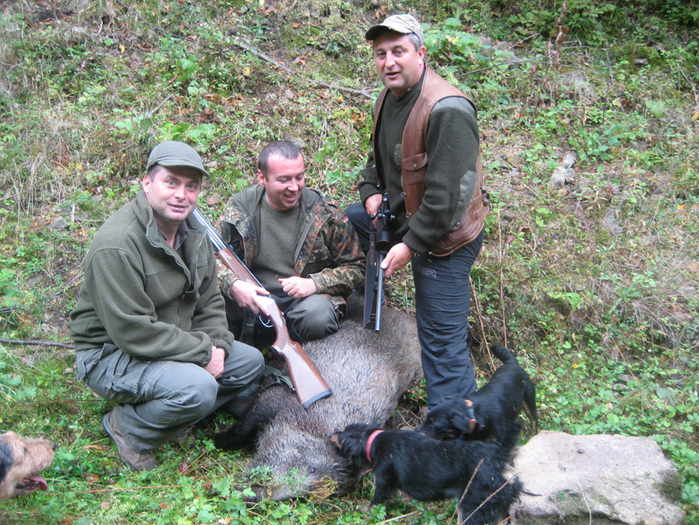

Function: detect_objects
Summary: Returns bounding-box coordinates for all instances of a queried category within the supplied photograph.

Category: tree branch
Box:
[0,338,74,349]
[231,38,375,99]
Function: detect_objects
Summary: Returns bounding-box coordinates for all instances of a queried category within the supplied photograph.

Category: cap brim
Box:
[365,25,388,41]
[147,159,209,178]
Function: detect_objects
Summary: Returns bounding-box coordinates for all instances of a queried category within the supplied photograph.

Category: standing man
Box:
[345,15,489,408]
[218,140,364,344]
[69,141,265,471]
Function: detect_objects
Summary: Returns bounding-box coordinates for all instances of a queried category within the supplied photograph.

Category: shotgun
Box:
[192,208,332,408]
[363,192,393,332]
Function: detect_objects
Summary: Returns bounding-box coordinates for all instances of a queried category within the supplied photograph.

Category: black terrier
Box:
[331,422,521,525]
[417,344,538,444]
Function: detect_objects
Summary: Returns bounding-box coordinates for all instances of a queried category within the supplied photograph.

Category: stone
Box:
[511,431,685,524]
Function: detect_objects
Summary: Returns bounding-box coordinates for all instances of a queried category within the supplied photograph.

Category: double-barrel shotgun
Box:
[192,208,332,408]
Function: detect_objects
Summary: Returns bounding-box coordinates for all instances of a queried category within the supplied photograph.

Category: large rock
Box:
[511,431,685,524]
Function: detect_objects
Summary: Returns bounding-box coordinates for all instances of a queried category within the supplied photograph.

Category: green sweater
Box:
[358,68,480,254]
[69,191,233,365]
[218,185,365,312]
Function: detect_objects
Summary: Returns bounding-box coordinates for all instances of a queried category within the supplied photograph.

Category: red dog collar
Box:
[464,399,477,432]
[365,429,383,463]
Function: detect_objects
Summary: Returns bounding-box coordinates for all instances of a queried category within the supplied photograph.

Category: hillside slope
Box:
[0,1,697,523]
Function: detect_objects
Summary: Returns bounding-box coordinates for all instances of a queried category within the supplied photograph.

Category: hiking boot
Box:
[102,411,157,471]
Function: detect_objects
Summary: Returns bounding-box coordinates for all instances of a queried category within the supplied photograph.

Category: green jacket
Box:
[69,191,233,365]
[218,185,365,311]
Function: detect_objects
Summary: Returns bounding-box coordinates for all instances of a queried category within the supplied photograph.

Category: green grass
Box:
[1,0,697,523]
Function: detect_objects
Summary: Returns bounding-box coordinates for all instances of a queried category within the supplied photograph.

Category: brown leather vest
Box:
[373,67,489,256]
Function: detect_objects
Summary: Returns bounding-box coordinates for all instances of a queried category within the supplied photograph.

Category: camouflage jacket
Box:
[217,184,365,311]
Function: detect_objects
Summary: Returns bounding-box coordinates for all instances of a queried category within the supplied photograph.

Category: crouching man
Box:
[69,141,264,470]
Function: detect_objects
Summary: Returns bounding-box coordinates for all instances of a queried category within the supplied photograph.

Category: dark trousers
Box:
[224,293,341,345]
[345,202,483,408]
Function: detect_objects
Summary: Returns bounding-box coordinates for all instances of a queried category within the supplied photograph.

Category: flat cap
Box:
[146,141,209,177]
[365,14,423,45]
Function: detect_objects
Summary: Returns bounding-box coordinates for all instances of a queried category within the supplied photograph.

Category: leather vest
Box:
[372,67,489,256]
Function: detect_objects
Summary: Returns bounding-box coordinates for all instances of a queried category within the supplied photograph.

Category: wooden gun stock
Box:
[192,208,332,408]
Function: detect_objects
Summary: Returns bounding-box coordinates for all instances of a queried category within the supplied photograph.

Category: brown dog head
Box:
[0,431,56,500]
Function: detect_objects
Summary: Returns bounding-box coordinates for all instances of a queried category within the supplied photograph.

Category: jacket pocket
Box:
[402,153,428,217]
[100,344,141,394]
[75,347,103,382]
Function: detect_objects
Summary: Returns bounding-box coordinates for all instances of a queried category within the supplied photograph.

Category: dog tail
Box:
[490,344,518,365]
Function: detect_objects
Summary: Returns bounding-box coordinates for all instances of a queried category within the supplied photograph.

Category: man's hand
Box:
[204,346,225,378]
[279,276,317,299]
[364,193,383,226]
[381,242,414,278]
[230,280,270,315]
[365,193,383,225]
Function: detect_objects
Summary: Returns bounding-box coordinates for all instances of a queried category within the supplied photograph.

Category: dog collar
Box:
[464,399,477,432]
[365,429,383,463]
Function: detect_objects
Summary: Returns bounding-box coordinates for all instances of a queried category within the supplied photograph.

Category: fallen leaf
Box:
[83,444,106,452]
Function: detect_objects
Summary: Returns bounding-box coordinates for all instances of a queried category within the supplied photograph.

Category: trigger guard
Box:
[258,315,273,328]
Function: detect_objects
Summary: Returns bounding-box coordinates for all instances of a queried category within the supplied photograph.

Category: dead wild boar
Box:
[214,293,422,500]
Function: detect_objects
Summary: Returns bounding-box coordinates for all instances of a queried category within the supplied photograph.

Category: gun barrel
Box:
[193,208,266,288]
[363,191,393,333]
[192,208,226,251]
[374,252,384,332]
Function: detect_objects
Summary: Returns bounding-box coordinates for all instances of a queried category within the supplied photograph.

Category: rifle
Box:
[363,192,393,332]
[192,208,332,408]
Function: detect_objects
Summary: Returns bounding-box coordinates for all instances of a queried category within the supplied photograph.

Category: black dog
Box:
[331,422,521,525]
[417,345,538,444]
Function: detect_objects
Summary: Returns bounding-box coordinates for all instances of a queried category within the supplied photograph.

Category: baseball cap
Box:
[365,14,424,45]
[146,141,210,177]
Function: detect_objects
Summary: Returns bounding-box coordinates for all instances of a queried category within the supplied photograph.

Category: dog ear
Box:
[340,433,366,459]
[451,412,474,434]
[0,453,12,481]
[329,433,342,449]
[0,441,15,482]
[453,399,479,434]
